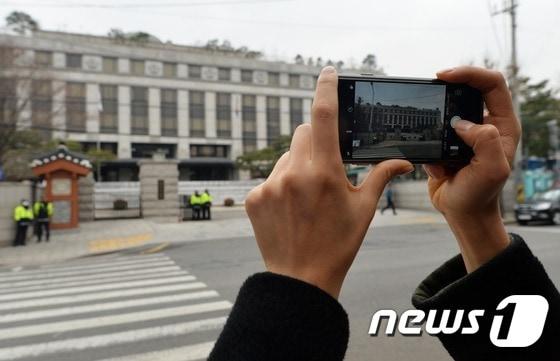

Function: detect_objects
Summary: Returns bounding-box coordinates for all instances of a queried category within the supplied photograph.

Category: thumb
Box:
[452,118,510,181]
[358,160,413,206]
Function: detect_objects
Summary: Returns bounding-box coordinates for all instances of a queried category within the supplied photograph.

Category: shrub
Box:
[223,198,235,207]
[113,199,128,210]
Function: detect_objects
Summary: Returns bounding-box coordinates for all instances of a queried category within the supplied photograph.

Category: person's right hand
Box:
[423,67,521,273]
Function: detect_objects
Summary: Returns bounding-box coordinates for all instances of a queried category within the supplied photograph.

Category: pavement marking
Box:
[0,260,175,281]
[0,290,220,323]
[0,268,186,293]
[88,233,153,254]
[93,341,215,361]
[0,316,227,360]
[0,282,207,311]
[141,242,171,254]
[37,253,167,270]
[0,275,197,301]
[0,300,232,341]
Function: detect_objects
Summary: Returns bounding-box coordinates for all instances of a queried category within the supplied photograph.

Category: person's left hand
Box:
[245,66,413,298]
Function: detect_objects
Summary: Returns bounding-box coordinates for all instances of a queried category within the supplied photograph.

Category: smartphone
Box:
[338,74,483,164]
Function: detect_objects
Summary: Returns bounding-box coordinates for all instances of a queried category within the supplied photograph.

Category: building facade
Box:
[0,30,319,181]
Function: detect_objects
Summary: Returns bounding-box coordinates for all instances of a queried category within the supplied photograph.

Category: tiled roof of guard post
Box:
[30,145,92,169]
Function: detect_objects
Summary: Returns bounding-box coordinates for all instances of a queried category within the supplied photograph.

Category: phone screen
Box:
[351,81,446,160]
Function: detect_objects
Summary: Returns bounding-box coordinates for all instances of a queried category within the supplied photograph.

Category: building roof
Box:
[30,145,92,170]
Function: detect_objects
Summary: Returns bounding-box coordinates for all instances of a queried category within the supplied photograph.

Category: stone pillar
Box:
[256,95,267,149]
[78,173,95,222]
[139,158,179,222]
[280,96,290,136]
[118,86,131,158]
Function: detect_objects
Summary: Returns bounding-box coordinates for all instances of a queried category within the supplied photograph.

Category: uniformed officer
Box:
[201,189,213,220]
[13,200,34,247]
[33,197,53,243]
[190,191,202,220]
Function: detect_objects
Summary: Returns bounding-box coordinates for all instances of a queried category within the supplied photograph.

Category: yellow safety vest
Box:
[33,202,53,219]
[200,192,213,204]
[14,205,34,222]
[190,194,202,206]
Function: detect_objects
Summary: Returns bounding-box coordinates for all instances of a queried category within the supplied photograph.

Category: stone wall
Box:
[0,182,35,246]
[392,181,433,211]
[178,179,262,206]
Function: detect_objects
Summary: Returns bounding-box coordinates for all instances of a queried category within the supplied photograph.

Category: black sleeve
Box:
[412,234,560,360]
[208,272,349,361]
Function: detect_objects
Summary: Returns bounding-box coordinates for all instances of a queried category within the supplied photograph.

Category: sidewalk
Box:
[0,207,449,267]
[0,219,154,267]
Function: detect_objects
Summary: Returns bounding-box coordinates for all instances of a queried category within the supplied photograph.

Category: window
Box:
[190,144,229,158]
[290,98,303,132]
[266,96,280,143]
[130,60,145,76]
[0,79,16,126]
[218,67,231,81]
[189,65,202,79]
[268,72,280,86]
[242,94,257,153]
[289,74,300,88]
[189,91,205,137]
[35,51,52,67]
[216,93,231,138]
[102,57,118,73]
[66,82,86,132]
[241,70,253,83]
[66,53,82,69]
[161,88,177,136]
[163,62,177,78]
[132,143,176,159]
[100,85,118,133]
[131,86,148,135]
[31,80,52,137]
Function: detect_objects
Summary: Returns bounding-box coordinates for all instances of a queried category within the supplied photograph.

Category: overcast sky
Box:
[1,0,559,87]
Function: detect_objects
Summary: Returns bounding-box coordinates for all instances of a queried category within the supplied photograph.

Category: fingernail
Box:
[401,164,414,175]
[451,118,474,131]
[437,67,455,75]
[423,165,433,178]
[321,66,336,74]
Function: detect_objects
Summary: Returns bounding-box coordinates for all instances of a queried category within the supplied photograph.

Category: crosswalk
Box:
[352,147,406,159]
[0,252,230,361]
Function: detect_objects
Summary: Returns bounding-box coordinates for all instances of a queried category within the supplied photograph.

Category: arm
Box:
[420,67,559,359]
[209,66,413,360]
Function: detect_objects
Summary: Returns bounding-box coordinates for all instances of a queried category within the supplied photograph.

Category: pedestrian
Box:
[201,189,213,220]
[33,196,53,242]
[380,182,397,215]
[13,199,34,247]
[207,67,558,360]
[190,191,202,220]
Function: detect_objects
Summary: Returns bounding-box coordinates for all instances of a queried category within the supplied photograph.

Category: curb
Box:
[88,233,153,254]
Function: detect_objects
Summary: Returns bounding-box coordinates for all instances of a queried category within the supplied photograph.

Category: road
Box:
[0,211,558,361]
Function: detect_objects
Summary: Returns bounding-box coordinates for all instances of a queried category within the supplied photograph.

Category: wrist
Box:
[444,207,511,273]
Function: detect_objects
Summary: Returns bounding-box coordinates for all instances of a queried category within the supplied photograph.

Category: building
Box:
[0,30,320,181]
[355,102,442,133]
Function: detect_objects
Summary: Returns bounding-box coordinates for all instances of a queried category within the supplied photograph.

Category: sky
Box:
[1,0,559,87]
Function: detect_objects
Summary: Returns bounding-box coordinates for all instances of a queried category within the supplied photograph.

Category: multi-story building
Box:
[0,30,320,181]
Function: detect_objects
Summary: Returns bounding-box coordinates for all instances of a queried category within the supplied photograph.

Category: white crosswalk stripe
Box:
[0,253,229,360]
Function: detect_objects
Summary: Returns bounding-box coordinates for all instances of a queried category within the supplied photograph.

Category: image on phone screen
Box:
[352,81,446,160]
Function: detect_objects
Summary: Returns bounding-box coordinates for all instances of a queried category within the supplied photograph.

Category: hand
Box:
[245,66,413,298]
[424,67,521,272]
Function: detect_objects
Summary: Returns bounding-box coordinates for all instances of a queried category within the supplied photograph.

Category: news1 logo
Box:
[368,295,549,347]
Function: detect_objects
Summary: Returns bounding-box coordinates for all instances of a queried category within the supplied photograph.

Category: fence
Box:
[178,179,262,206]
[94,182,141,219]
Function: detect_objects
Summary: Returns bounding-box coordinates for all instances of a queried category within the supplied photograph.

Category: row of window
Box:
[27,80,305,152]
[34,51,307,87]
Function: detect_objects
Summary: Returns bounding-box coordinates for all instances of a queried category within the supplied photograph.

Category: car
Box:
[515,189,560,225]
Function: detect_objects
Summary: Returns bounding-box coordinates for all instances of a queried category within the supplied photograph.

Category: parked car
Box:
[515,189,560,225]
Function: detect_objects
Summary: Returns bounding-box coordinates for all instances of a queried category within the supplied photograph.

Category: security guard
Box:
[201,189,213,220]
[13,200,34,247]
[190,191,202,220]
[33,197,53,243]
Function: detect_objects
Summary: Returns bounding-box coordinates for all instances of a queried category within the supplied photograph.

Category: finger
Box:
[452,119,511,181]
[437,66,514,119]
[289,124,312,166]
[311,66,341,165]
[358,160,413,207]
[423,164,447,180]
[266,151,290,181]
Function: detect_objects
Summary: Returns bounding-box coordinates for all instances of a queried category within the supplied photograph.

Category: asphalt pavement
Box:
[0,210,558,361]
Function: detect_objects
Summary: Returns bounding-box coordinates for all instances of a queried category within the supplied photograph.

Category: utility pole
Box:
[492,0,522,208]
